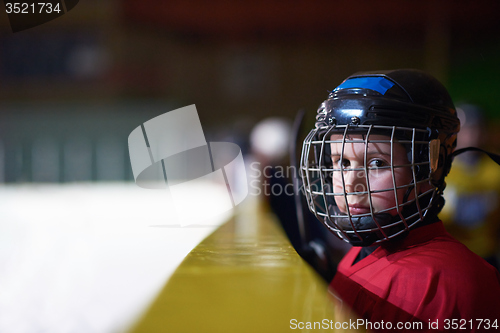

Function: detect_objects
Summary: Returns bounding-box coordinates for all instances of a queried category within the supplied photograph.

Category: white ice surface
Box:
[0,183,229,333]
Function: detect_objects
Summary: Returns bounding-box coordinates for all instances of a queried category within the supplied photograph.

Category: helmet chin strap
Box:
[335,213,396,246]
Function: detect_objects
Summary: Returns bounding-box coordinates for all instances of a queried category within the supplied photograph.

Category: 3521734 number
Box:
[5,2,61,14]
[443,319,498,330]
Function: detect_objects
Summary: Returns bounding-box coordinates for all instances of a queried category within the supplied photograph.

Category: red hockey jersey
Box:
[330,222,500,332]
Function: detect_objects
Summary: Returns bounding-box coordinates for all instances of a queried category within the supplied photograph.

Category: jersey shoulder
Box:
[384,233,500,319]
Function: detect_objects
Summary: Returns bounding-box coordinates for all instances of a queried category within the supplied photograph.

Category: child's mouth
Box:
[347,205,371,215]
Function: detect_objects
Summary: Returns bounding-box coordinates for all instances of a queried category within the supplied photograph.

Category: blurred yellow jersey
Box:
[441,155,500,258]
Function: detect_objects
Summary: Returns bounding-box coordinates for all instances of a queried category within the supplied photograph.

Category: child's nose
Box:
[343,168,367,193]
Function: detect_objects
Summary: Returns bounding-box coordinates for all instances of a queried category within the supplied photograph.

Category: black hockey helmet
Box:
[300,69,460,246]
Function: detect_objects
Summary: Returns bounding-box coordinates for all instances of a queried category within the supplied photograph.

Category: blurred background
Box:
[0,0,499,182]
[0,1,500,332]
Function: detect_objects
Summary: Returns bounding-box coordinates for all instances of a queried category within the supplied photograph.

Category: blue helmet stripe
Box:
[334,77,395,95]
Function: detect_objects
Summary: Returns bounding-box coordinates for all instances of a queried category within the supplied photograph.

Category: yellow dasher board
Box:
[129,198,341,333]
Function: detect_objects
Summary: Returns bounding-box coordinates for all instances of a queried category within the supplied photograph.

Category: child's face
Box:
[329,134,413,216]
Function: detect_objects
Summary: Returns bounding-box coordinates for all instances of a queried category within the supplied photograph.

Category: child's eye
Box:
[368,159,387,168]
[333,158,350,168]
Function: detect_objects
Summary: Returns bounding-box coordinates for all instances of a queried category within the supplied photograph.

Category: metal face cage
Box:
[300,124,438,246]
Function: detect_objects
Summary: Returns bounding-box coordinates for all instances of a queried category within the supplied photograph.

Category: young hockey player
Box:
[300,69,500,331]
